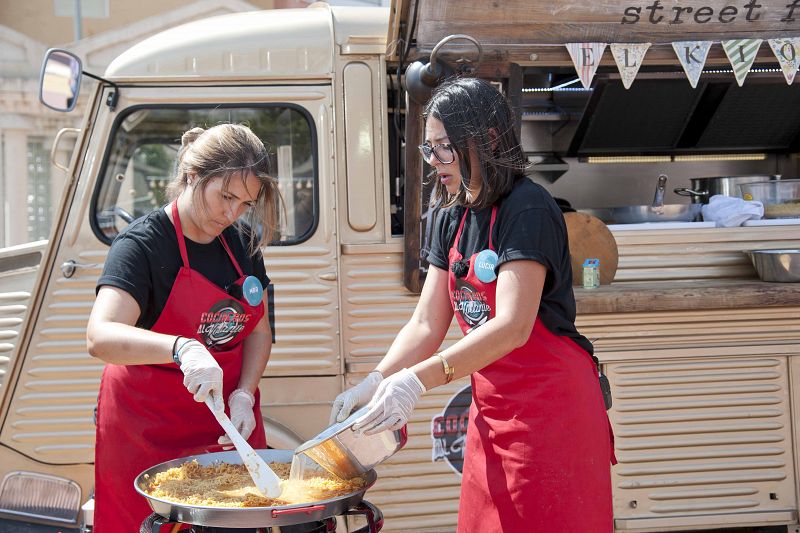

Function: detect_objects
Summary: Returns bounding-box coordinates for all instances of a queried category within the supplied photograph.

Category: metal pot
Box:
[295,405,408,480]
[581,204,702,224]
[134,449,377,528]
[674,175,780,204]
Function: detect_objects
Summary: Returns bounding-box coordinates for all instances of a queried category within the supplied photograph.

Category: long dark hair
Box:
[423,77,528,210]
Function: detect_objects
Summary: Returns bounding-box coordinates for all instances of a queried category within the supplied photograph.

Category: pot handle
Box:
[272,504,326,517]
[674,187,708,198]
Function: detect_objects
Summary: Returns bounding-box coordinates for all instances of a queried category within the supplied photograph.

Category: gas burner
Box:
[140,500,383,533]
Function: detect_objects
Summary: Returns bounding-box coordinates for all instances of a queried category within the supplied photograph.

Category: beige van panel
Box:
[0,247,105,464]
[609,356,798,530]
[0,242,45,397]
[335,56,389,245]
[343,62,378,232]
[105,8,336,82]
[339,243,463,373]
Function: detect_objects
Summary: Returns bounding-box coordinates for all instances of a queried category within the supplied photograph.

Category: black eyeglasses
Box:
[418,142,455,164]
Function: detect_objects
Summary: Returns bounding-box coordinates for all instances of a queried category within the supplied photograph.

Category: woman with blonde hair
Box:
[86,123,280,531]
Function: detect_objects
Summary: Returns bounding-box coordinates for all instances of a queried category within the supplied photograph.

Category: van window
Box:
[91,105,317,246]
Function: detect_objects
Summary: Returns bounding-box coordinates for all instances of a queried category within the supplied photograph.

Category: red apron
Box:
[93,203,267,532]
[451,206,614,533]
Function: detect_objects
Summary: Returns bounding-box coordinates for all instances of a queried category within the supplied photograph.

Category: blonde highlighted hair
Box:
[167,123,280,253]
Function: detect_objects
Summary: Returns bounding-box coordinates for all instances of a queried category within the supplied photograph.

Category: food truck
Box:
[1,0,799,531]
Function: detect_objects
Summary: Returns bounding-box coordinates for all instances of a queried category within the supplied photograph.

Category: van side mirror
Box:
[39,49,83,112]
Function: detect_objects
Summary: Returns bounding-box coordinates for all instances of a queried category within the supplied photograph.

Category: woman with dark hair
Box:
[331,77,614,531]
[86,123,280,531]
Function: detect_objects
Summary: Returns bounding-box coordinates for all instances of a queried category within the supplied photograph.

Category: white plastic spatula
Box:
[205,394,282,498]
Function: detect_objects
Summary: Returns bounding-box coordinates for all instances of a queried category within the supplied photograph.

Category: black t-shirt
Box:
[97,207,270,330]
[426,177,593,355]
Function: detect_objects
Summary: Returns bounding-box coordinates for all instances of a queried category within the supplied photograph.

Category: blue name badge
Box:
[242,276,263,306]
[474,249,498,283]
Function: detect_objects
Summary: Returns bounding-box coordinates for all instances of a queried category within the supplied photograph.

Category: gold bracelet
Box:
[435,353,454,384]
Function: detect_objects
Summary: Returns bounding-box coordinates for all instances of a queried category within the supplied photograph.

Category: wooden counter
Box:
[575,279,800,314]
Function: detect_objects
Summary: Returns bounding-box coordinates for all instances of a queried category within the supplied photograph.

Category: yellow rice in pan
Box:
[143,460,365,508]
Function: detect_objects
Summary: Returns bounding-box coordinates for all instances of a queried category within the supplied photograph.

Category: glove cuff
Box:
[365,370,383,386]
[403,368,427,394]
[230,388,255,407]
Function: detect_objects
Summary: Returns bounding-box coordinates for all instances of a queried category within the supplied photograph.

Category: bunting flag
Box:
[566,42,607,89]
[610,43,651,89]
[768,37,800,84]
[722,39,763,86]
[672,41,713,88]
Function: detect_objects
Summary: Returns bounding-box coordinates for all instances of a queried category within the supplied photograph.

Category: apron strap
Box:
[170,201,246,278]
[487,205,498,251]
[170,202,190,268]
[453,205,499,253]
[217,233,245,278]
[452,208,469,252]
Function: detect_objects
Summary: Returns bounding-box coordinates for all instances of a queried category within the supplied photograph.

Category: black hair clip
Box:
[451,260,469,279]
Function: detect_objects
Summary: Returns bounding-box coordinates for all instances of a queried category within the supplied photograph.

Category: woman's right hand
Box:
[329,371,383,424]
[177,339,224,411]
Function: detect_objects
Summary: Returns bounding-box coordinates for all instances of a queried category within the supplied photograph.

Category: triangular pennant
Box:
[672,41,712,88]
[610,43,651,89]
[565,43,607,89]
[768,37,800,84]
[722,39,762,86]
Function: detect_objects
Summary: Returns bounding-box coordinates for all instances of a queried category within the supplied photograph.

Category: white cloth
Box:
[329,370,383,424]
[219,388,256,444]
[177,339,224,410]
[701,195,764,227]
[352,368,426,436]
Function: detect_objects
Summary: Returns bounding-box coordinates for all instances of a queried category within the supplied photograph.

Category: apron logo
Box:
[431,385,472,476]
[452,279,490,332]
[198,299,250,348]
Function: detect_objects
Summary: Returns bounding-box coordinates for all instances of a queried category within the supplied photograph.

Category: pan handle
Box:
[271,504,326,517]
[674,187,708,198]
[139,512,173,533]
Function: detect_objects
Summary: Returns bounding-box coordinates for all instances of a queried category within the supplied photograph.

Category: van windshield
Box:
[92,105,316,246]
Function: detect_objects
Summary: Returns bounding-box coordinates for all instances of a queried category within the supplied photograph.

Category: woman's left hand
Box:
[352,368,426,436]
[218,388,256,444]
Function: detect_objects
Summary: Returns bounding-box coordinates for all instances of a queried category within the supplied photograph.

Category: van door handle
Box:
[51,128,81,172]
[319,272,337,281]
[61,259,100,278]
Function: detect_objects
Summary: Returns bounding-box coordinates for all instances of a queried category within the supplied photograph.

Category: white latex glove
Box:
[329,371,383,424]
[177,339,223,411]
[219,388,256,445]
[352,368,426,436]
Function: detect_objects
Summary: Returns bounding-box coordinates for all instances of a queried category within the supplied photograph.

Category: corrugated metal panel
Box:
[0,249,106,463]
[611,225,799,282]
[340,248,463,531]
[264,244,340,376]
[578,307,800,354]
[609,356,797,530]
[0,242,45,396]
